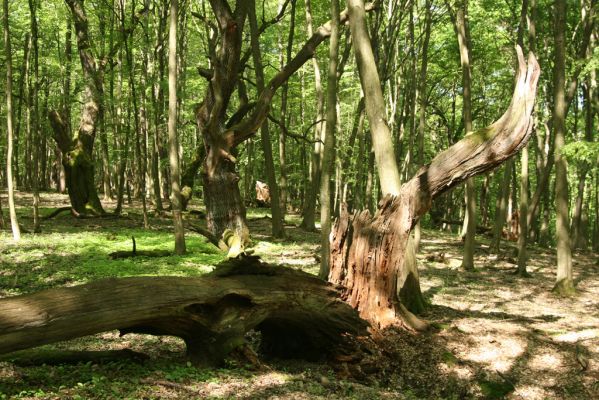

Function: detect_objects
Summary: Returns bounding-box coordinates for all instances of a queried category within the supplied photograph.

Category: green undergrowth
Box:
[0,214,224,297]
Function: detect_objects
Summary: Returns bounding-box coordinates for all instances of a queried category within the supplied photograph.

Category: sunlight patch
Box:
[553,329,598,343]
[515,385,552,400]
[528,350,564,371]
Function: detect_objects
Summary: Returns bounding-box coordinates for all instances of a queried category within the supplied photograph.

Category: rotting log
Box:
[329,48,540,330]
[0,256,368,367]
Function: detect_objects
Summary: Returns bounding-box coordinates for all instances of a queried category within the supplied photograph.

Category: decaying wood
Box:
[255,181,271,206]
[329,48,540,330]
[0,256,368,367]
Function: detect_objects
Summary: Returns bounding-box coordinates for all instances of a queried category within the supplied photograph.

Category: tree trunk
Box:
[150,1,167,213]
[3,0,21,241]
[248,1,285,239]
[342,97,365,211]
[48,0,106,216]
[347,0,401,196]
[330,48,540,329]
[319,0,340,279]
[29,0,41,233]
[517,145,530,275]
[571,55,594,250]
[113,48,129,216]
[13,34,32,190]
[300,0,325,231]
[168,0,186,255]
[552,0,574,296]
[491,161,511,252]
[184,2,368,243]
[414,0,432,251]
[0,257,368,367]
[278,0,297,220]
[516,0,531,275]
[450,0,476,270]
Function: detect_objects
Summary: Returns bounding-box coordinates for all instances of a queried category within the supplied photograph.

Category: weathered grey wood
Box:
[0,257,368,366]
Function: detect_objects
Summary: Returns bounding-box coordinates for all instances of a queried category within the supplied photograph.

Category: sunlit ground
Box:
[1,191,598,399]
[419,232,599,399]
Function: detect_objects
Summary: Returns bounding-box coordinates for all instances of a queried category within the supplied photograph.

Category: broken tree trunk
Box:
[0,257,368,367]
[329,48,540,330]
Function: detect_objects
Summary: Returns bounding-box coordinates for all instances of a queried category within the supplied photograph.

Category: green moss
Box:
[552,279,577,297]
[478,378,514,399]
[441,351,459,366]
[464,126,495,146]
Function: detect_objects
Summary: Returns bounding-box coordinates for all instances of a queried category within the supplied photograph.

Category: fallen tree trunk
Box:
[329,48,540,330]
[0,256,368,366]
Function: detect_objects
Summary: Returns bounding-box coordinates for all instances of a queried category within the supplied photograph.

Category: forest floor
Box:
[1,191,598,399]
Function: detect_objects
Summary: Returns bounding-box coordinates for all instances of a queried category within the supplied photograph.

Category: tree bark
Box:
[248,1,285,239]
[300,0,325,231]
[29,0,41,233]
[414,0,432,251]
[491,161,511,252]
[168,0,186,255]
[3,0,21,241]
[450,0,476,270]
[570,35,594,250]
[0,257,368,367]
[517,0,534,275]
[552,0,574,296]
[319,0,340,279]
[278,0,297,220]
[347,0,401,196]
[48,0,106,216]
[330,49,540,329]
[13,34,32,190]
[517,145,530,275]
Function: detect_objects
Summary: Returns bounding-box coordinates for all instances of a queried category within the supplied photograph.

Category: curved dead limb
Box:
[329,48,541,330]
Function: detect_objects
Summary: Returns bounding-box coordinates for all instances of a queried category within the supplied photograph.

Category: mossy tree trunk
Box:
[48,0,108,216]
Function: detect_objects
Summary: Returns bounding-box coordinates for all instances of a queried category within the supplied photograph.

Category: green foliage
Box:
[0,213,224,297]
[561,141,599,168]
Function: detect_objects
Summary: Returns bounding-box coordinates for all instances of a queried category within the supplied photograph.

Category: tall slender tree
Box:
[347,0,402,196]
[301,0,325,231]
[552,0,573,295]
[29,0,41,233]
[248,0,285,238]
[3,0,21,242]
[517,0,533,276]
[168,0,186,254]
[449,0,476,270]
[319,0,340,279]
[414,0,432,251]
